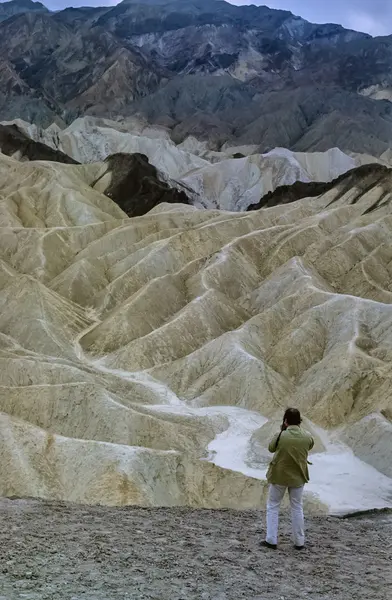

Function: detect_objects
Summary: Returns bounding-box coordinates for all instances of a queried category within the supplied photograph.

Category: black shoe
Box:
[294,545,305,550]
[262,540,277,550]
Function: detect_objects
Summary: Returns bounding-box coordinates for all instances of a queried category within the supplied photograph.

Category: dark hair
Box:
[284,407,302,426]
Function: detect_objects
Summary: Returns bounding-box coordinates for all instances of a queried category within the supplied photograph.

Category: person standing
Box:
[262,408,314,550]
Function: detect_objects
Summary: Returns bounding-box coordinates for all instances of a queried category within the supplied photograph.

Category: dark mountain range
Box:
[0,0,392,154]
[0,0,47,22]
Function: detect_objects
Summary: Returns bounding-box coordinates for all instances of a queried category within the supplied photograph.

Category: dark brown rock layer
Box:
[93,152,191,217]
[248,164,392,211]
[0,124,78,163]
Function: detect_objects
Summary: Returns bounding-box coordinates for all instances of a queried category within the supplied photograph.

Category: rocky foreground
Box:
[0,499,390,600]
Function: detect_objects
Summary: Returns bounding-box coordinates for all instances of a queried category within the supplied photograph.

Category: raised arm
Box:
[268,432,281,453]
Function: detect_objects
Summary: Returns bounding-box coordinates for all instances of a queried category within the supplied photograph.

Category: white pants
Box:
[266,484,305,547]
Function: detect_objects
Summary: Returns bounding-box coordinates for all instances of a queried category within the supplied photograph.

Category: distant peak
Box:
[2,0,48,9]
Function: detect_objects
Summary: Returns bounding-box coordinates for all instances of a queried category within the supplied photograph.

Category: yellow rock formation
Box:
[0,151,391,513]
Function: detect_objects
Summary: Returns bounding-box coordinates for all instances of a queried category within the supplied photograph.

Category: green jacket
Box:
[267,425,314,487]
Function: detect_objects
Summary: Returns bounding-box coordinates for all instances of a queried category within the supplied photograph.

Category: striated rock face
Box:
[247,163,392,211]
[8,116,388,212]
[0,150,391,512]
[0,120,195,215]
[0,124,78,163]
[0,8,162,126]
[0,0,392,153]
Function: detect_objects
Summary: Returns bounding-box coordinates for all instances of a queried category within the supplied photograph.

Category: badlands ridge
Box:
[0,118,392,514]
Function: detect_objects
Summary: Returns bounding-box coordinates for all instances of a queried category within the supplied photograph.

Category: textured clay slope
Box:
[0,152,391,512]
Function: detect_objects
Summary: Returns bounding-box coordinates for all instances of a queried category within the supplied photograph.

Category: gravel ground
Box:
[0,498,390,600]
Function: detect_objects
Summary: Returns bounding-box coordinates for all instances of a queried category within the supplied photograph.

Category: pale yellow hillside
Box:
[0,152,391,512]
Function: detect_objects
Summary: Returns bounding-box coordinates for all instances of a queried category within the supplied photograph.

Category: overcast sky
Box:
[7,0,392,36]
